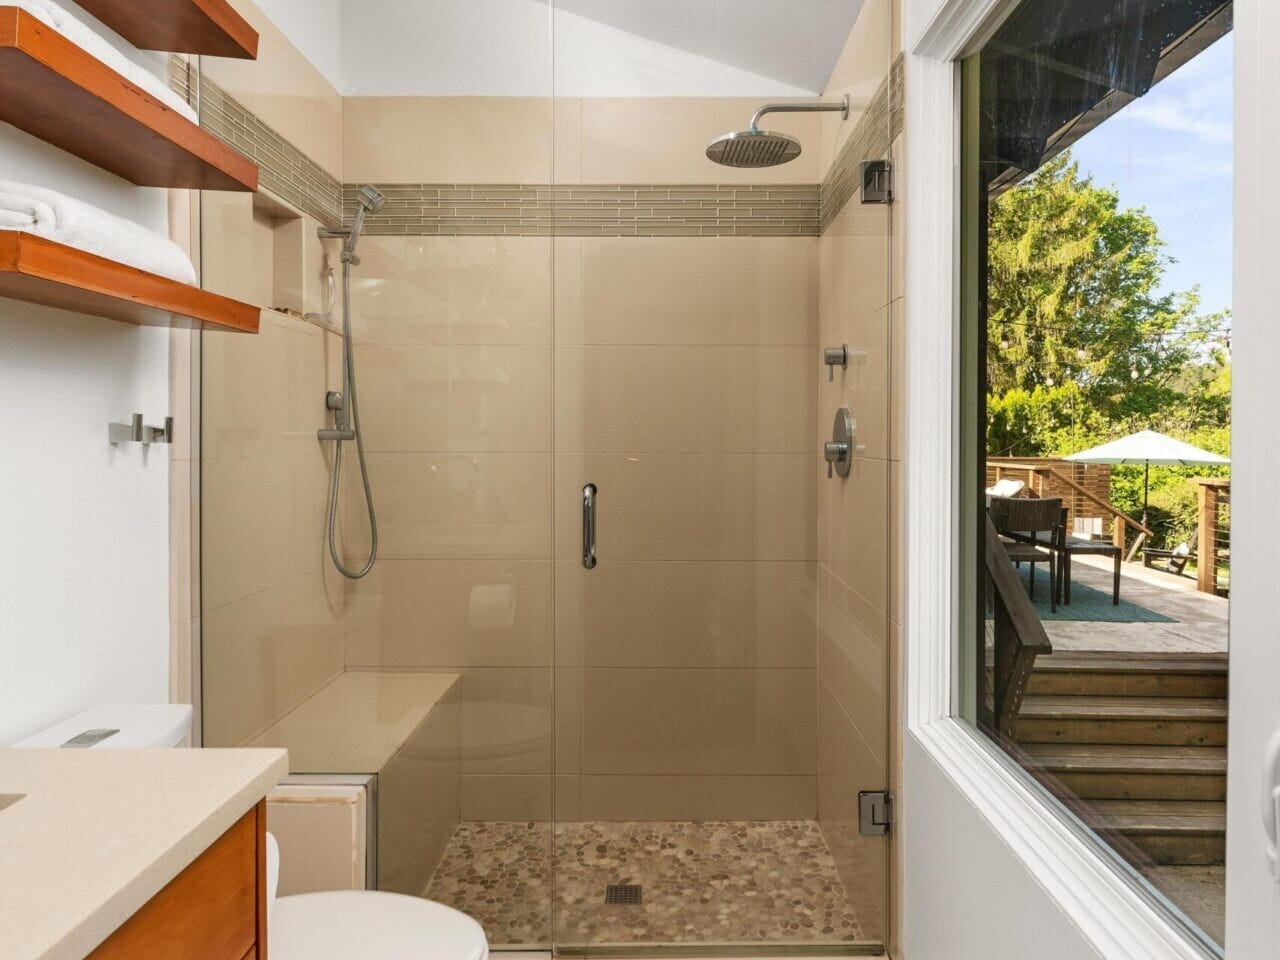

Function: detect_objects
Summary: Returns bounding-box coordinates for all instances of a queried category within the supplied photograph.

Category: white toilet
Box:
[14,704,490,960]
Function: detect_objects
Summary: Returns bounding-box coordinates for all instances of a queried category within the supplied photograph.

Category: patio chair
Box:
[989,495,1062,613]
[1143,528,1199,577]
[994,506,1122,607]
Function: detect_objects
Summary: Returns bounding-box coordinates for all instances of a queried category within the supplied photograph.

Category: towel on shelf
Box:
[0,179,198,284]
[10,0,199,124]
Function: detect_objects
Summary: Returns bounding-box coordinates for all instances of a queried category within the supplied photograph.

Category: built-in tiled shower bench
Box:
[246,670,462,894]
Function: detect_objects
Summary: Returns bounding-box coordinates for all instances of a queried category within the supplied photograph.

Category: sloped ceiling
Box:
[257,0,864,97]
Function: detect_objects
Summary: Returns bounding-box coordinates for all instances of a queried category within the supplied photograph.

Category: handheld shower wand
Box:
[317,184,387,579]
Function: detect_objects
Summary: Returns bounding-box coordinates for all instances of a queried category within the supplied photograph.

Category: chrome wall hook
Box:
[108,413,173,445]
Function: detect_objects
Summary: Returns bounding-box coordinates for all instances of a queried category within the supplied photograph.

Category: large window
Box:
[959,1,1233,951]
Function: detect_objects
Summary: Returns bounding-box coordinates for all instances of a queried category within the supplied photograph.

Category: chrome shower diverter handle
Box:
[582,483,598,570]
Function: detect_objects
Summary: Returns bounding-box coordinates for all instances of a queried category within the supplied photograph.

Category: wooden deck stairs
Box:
[1014,652,1227,866]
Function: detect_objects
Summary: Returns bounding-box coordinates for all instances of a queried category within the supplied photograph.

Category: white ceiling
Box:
[255,0,864,97]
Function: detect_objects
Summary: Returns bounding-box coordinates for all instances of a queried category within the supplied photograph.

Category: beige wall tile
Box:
[889,458,906,628]
[817,680,887,941]
[348,236,410,338]
[890,298,905,464]
[200,192,276,307]
[201,452,329,611]
[201,569,343,747]
[890,133,905,303]
[344,98,554,183]
[580,668,816,776]
[459,667,553,776]
[818,566,889,769]
[404,237,552,345]
[356,452,552,561]
[818,455,889,613]
[570,238,817,346]
[203,312,334,462]
[356,344,552,453]
[208,0,344,179]
[579,98,821,184]
[562,453,818,561]
[459,774,556,821]
[821,305,891,462]
[819,196,891,343]
[579,775,816,821]
[378,682,462,893]
[554,667,582,775]
[580,561,816,669]
[560,345,813,455]
[343,559,553,668]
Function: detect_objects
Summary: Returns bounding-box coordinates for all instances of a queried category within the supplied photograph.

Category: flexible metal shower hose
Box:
[326,260,378,579]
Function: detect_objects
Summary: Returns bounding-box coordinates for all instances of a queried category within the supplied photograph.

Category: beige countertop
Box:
[0,747,288,960]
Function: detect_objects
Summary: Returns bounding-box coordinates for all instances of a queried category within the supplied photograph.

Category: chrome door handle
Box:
[582,483,597,569]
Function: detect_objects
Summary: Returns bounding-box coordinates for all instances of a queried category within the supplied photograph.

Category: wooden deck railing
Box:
[1192,478,1231,596]
[982,516,1053,738]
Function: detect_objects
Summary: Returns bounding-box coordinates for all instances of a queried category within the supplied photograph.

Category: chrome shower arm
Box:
[749,95,849,130]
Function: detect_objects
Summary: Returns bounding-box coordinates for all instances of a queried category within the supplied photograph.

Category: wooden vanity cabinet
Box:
[87,800,268,960]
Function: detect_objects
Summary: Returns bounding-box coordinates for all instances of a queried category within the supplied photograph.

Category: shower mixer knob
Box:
[825,408,856,479]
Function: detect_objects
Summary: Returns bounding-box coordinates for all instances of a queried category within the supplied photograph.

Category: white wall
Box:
[0,6,174,745]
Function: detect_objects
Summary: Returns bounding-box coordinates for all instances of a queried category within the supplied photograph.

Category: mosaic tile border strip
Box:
[342,183,821,237]
[169,56,344,226]
[819,54,905,231]
[171,52,901,238]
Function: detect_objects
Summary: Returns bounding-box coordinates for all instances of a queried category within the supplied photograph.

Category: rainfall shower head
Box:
[706,96,849,168]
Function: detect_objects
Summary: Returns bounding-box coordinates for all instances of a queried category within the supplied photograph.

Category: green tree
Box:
[986,152,1227,423]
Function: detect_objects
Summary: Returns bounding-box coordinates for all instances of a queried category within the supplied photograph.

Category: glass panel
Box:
[958,1,1232,950]
[549,1,896,953]
[196,7,557,948]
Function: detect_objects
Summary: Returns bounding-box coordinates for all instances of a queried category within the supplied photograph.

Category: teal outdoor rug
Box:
[1003,566,1178,623]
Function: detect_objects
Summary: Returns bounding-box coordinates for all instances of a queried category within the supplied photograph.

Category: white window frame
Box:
[902,1,1223,957]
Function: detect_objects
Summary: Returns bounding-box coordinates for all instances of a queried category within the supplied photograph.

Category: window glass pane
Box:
[959,1,1233,950]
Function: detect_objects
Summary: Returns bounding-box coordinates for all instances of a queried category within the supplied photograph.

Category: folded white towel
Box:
[11,0,199,124]
[0,179,198,284]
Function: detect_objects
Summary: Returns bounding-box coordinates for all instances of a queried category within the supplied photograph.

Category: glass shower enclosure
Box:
[195,0,898,953]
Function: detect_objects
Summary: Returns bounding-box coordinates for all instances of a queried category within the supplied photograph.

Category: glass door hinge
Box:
[859,790,892,836]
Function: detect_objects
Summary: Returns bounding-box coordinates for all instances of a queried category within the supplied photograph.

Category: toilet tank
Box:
[11,704,193,748]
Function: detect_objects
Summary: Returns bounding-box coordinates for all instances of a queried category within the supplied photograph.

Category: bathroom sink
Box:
[0,794,24,814]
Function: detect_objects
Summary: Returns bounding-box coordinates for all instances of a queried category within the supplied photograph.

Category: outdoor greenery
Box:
[985,152,1231,547]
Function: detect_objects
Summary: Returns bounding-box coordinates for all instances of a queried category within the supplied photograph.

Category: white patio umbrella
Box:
[1065,429,1230,525]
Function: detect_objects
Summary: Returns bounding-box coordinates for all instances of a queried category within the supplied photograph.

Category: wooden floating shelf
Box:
[0,231,260,333]
[73,0,258,59]
[0,6,258,191]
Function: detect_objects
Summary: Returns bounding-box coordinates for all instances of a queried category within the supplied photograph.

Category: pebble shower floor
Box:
[424,819,865,948]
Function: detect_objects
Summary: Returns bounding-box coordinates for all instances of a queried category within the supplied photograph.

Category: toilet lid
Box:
[270,892,489,960]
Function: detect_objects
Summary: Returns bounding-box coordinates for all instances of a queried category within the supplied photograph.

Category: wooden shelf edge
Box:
[73,0,258,59]
[0,7,258,191]
[0,231,260,333]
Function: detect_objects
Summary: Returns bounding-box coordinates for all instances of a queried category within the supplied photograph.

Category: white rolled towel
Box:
[10,0,198,124]
[0,179,198,284]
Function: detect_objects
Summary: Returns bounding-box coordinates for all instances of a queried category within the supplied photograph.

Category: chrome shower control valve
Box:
[826,408,858,478]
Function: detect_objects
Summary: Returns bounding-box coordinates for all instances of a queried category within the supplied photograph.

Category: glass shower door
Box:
[548,2,897,949]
